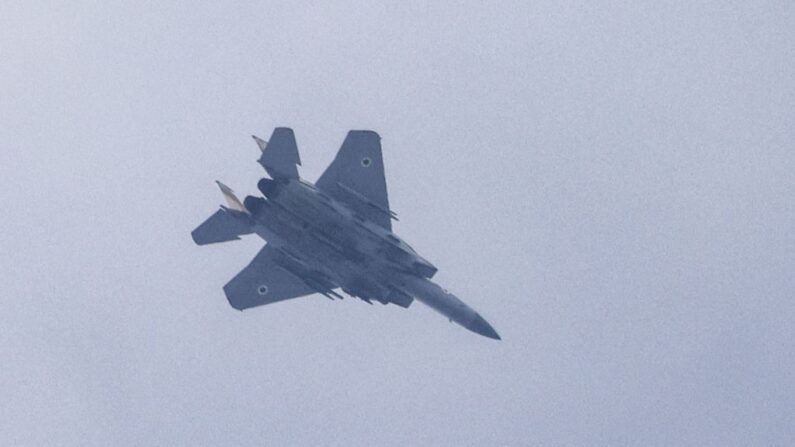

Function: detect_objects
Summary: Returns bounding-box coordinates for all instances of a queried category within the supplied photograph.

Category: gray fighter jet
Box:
[192,128,500,340]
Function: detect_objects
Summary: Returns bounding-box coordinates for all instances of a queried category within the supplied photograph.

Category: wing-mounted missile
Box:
[342,278,393,306]
[336,181,398,222]
[270,247,343,300]
[255,128,301,180]
[303,277,344,301]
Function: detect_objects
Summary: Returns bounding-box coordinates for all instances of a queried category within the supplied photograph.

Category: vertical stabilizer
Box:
[257,127,301,180]
[215,181,246,212]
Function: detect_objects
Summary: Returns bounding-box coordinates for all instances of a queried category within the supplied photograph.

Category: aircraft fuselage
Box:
[241,177,500,339]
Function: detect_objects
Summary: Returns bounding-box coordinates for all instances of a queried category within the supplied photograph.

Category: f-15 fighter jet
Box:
[192,128,500,339]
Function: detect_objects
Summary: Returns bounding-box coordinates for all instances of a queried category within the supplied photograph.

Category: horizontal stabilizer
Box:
[192,181,256,246]
[192,209,254,245]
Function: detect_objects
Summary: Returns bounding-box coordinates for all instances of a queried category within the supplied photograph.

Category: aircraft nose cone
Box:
[467,314,501,340]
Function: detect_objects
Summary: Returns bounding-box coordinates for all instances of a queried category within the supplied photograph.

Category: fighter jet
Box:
[192,128,500,340]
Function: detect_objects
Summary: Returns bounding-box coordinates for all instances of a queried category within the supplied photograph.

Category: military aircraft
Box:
[192,128,500,340]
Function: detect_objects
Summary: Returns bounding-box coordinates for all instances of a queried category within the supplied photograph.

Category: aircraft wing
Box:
[224,244,315,310]
[316,130,393,230]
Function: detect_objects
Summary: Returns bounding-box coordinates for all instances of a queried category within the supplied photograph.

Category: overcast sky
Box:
[1,1,793,445]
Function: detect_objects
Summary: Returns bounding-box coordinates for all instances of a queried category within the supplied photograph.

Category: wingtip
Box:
[348,129,381,141]
[190,229,202,246]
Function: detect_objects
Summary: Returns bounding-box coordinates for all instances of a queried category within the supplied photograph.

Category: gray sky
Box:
[1,1,793,445]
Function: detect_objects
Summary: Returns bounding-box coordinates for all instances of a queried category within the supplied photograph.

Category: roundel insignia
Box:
[257,285,269,295]
[361,157,372,167]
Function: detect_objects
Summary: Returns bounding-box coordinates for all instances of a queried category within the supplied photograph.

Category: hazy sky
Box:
[1,1,793,445]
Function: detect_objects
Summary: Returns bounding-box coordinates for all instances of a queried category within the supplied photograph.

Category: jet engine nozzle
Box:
[243,196,266,215]
[257,178,280,199]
